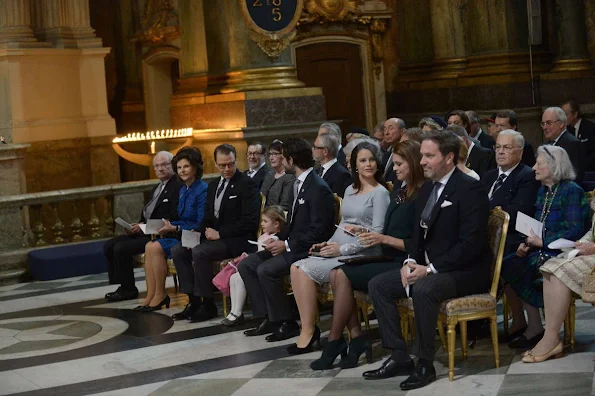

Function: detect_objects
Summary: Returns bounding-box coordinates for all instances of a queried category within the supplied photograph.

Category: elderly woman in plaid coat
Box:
[501,146,590,351]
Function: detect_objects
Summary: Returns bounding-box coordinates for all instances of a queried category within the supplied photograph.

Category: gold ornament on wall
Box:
[240,0,304,61]
[133,0,180,45]
[370,18,387,79]
[299,0,365,24]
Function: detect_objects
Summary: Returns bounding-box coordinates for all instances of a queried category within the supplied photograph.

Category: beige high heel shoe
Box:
[522,341,564,363]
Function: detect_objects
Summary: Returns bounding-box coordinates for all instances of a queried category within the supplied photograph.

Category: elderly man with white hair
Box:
[104,151,180,302]
[318,122,347,167]
[541,106,585,182]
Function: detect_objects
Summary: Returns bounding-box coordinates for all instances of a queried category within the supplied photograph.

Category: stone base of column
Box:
[549,58,594,74]
[35,27,102,49]
[170,87,326,174]
[207,66,306,94]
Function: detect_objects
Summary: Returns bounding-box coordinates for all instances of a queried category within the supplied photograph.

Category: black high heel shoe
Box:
[142,295,170,312]
[339,335,372,369]
[133,305,148,311]
[310,337,348,370]
[287,326,321,355]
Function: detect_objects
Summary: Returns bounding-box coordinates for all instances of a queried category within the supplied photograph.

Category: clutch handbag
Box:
[338,255,394,266]
[582,266,595,303]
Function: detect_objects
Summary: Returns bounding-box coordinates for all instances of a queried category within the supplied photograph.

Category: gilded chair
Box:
[437,207,509,381]
[386,181,394,192]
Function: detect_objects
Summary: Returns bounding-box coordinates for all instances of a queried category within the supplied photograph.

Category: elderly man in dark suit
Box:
[318,122,347,168]
[542,106,585,182]
[447,124,496,178]
[171,144,260,322]
[240,138,336,342]
[562,100,595,172]
[244,143,270,188]
[381,117,406,183]
[494,109,536,167]
[363,130,491,390]
[313,132,351,197]
[466,110,496,150]
[104,151,180,302]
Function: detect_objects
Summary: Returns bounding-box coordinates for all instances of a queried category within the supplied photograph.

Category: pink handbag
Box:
[212,253,247,296]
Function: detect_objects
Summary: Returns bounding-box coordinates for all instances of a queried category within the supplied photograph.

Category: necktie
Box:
[490,173,507,199]
[291,179,301,217]
[568,125,576,136]
[317,167,323,177]
[144,182,164,220]
[216,179,226,198]
[421,182,441,225]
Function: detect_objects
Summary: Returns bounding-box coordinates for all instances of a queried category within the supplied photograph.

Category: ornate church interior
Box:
[0,0,594,395]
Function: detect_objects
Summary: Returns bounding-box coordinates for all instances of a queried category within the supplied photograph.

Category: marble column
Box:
[0,0,38,46]
[0,144,30,251]
[31,0,102,48]
[429,0,467,79]
[550,0,592,73]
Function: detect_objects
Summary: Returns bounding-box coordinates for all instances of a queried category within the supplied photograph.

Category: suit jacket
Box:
[554,130,585,182]
[139,176,180,223]
[244,164,270,189]
[410,168,491,296]
[574,118,595,171]
[322,161,352,198]
[278,171,335,263]
[467,144,496,179]
[477,130,496,150]
[337,147,347,169]
[482,164,539,255]
[198,170,260,256]
[521,142,536,167]
[382,150,397,184]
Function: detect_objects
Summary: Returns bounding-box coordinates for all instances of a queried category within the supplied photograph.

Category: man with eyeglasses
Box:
[244,143,269,188]
[104,151,180,302]
[541,106,585,182]
[494,109,536,167]
[381,117,406,183]
[312,132,351,198]
[171,144,260,322]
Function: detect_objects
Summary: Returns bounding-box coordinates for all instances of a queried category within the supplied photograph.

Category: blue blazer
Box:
[172,179,208,231]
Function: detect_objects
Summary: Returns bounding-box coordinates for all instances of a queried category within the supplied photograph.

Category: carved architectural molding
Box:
[133,0,179,45]
[299,0,365,24]
[249,29,297,61]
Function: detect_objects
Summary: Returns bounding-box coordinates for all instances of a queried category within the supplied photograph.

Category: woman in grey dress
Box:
[288,141,390,354]
[260,140,296,211]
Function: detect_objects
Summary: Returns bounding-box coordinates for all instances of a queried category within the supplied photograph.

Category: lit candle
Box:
[150,141,155,154]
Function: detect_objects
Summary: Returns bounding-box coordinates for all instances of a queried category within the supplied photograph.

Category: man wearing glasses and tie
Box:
[171,144,260,322]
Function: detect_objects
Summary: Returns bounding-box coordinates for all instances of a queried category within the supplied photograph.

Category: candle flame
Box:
[112,128,193,143]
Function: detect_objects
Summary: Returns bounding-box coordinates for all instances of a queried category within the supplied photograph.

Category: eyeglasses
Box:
[540,120,561,127]
[247,152,263,157]
[153,163,171,170]
[312,146,326,150]
[216,161,236,170]
[493,145,518,153]
[268,152,282,157]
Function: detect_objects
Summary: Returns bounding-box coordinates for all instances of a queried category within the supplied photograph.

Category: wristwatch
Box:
[426,266,433,275]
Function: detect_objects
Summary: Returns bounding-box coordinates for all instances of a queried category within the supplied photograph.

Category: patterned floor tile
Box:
[149,378,249,396]
[496,373,593,396]
[253,359,341,379]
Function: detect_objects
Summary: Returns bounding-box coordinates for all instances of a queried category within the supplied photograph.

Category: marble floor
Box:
[0,269,593,396]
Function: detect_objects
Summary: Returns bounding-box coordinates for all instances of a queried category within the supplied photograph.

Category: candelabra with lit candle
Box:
[111,128,194,166]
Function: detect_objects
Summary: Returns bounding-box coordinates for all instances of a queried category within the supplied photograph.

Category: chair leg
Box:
[502,295,509,335]
[447,321,457,381]
[173,274,179,293]
[437,319,447,352]
[460,321,468,359]
[223,295,228,317]
[408,314,415,340]
[563,314,570,345]
[569,301,576,349]
[489,315,500,368]
[362,306,371,333]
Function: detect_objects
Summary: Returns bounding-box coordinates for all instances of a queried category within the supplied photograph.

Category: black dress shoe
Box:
[141,295,170,312]
[508,330,545,349]
[105,287,139,302]
[188,302,218,322]
[172,303,198,321]
[265,321,300,342]
[498,326,528,344]
[399,361,436,390]
[287,326,321,355]
[244,318,275,337]
[363,357,414,380]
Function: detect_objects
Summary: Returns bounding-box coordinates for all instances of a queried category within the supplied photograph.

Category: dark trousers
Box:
[103,234,150,289]
[238,251,293,323]
[171,240,232,298]
[368,269,457,361]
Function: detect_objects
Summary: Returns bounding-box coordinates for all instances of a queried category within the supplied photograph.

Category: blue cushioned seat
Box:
[28,240,108,281]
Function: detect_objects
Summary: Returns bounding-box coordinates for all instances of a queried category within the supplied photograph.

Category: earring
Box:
[356,169,359,173]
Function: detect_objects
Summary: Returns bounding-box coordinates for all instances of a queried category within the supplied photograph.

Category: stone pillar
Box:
[0,144,30,251]
[429,0,467,79]
[550,0,592,73]
[0,0,39,46]
[31,0,102,48]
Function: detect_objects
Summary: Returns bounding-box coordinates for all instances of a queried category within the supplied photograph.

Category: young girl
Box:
[221,205,286,326]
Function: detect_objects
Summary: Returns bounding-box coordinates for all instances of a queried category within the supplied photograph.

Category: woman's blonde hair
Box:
[262,205,286,228]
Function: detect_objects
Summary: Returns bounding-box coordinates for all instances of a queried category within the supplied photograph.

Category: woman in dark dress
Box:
[310,140,425,370]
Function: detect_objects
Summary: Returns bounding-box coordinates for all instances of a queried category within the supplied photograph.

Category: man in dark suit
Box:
[381,117,406,183]
[494,109,536,167]
[240,138,335,342]
[363,130,490,390]
[104,151,180,302]
[448,125,496,178]
[542,106,585,182]
[313,133,351,197]
[483,130,539,256]
[244,143,270,188]
[562,100,595,172]
[466,110,496,150]
[171,144,260,322]
[318,122,347,167]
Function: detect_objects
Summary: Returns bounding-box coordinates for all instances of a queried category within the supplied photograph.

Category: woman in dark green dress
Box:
[310,140,425,370]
